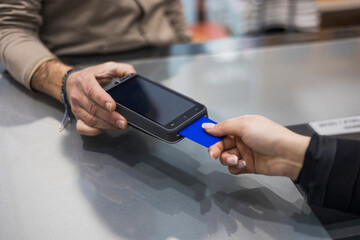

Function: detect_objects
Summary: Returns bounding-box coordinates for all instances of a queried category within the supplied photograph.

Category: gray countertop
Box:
[2,37,359,240]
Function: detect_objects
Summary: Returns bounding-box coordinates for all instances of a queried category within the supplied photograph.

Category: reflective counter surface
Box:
[2,37,360,240]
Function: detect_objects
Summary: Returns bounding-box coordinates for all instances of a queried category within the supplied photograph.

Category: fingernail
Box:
[116,120,124,129]
[209,151,216,160]
[227,156,238,165]
[105,102,113,111]
[202,123,215,129]
[237,160,246,168]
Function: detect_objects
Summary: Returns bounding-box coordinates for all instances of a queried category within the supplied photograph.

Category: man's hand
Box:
[203,115,311,180]
[31,60,136,136]
[66,62,135,135]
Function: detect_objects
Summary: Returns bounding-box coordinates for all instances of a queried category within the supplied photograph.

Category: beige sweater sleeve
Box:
[165,0,192,42]
[0,1,56,89]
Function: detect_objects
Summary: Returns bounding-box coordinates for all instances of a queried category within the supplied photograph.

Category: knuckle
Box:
[86,85,96,97]
[220,159,227,166]
[127,64,135,69]
[76,125,84,135]
[104,61,115,67]
[68,73,82,85]
[124,63,135,71]
[76,119,102,136]
[89,102,98,116]
[229,168,237,175]
[103,122,113,129]
[76,121,85,134]
[228,167,240,175]
[106,112,113,123]
[69,94,81,105]
[75,79,83,91]
[87,115,97,127]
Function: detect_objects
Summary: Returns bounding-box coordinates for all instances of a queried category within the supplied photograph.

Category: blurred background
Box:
[181,0,360,42]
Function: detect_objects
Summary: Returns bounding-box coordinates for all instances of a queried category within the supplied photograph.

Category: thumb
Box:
[202,118,245,137]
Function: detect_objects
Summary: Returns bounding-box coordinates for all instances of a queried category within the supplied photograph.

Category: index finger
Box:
[82,74,117,112]
[92,63,136,110]
[94,62,136,78]
[204,117,247,138]
[112,63,136,77]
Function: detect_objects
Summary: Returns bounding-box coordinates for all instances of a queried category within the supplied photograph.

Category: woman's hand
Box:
[203,115,311,180]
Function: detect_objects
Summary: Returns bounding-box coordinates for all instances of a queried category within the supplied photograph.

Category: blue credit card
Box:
[179,116,223,148]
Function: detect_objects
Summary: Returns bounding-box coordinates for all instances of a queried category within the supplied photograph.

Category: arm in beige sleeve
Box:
[0,1,65,94]
[165,0,192,42]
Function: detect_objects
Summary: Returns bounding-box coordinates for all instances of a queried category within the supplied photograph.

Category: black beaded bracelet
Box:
[59,68,80,131]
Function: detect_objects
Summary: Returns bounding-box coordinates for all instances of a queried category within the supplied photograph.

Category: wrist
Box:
[31,59,72,102]
[59,67,81,131]
[283,134,311,180]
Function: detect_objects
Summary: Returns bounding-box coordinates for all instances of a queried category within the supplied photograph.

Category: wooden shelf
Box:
[318,0,360,12]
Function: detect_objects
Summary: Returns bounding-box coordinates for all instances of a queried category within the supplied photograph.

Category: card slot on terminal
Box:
[179,116,223,148]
